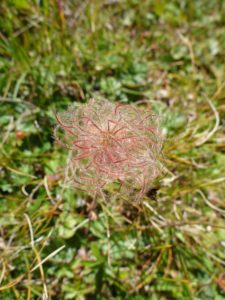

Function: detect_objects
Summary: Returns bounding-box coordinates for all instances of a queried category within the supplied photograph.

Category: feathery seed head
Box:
[55,99,163,198]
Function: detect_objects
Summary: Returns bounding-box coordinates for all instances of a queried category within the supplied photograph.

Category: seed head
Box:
[55,99,162,198]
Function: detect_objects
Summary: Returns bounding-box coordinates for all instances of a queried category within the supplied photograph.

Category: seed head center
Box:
[101,133,114,147]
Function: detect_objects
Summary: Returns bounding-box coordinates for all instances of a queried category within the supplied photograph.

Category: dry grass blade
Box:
[195,98,220,146]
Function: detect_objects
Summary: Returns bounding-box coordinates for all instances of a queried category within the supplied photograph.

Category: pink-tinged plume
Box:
[55,99,162,198]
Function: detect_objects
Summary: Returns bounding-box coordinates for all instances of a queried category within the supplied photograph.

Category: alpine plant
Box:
[54,99,163,199]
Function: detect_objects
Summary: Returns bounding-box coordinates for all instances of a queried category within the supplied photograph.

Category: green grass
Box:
[0,0,225,299]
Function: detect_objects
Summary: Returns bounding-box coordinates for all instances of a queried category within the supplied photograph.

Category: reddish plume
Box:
[54,99,162,198]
